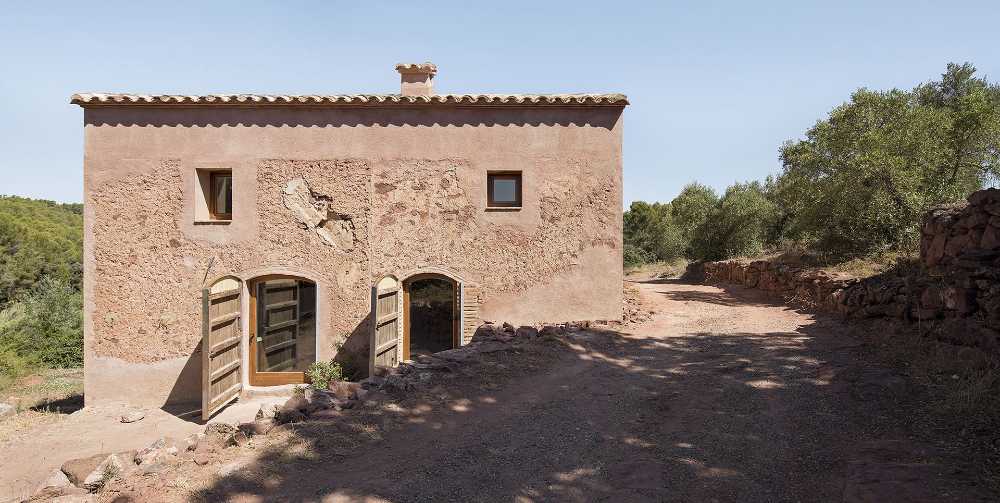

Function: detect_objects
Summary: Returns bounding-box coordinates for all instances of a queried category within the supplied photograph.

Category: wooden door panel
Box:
[202,282,242,421]
[370,276,400,376]
[249,277,317,386]
[258,281,299,372]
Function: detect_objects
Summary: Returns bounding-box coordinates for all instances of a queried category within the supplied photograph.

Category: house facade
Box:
[74,63,627,415]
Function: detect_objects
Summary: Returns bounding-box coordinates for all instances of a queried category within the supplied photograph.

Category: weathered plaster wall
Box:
[82,105,623,407]
[369,156,621,323]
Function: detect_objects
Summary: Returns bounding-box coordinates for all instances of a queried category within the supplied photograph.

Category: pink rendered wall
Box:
[82,105,624,407]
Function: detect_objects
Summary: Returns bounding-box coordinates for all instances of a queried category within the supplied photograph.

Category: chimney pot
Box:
[395,62,437,97]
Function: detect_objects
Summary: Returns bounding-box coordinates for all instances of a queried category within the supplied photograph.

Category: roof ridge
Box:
[70,93,629,107]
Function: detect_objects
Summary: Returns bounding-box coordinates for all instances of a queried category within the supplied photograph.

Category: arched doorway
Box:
[370,270,478,375]
[248,275,317,386]
[402,273,458,360]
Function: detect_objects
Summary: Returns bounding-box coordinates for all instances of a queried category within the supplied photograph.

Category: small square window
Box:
[487,172,522,208]
[210,172,233,219]
[196,169,233,223]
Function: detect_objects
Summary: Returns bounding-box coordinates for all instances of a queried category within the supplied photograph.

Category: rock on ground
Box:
[60,454,106,487]
[119,409,145,423]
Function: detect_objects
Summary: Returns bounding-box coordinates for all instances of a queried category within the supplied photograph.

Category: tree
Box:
[623,201,685,265]
[0,196,83,304]
[670,183,718,259]
[916,62,1000,187]
[689,181,779,260]
[775,63,999,257]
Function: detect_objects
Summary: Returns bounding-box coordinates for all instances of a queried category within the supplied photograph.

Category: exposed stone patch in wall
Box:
[370,158,619,305]
[283,177,358,252]
[91,160,373,363]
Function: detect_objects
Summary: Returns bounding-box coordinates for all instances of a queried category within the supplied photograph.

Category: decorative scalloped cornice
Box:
[69,93,629,107]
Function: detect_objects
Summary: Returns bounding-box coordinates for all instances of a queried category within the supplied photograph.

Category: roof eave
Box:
[70,93,629,108]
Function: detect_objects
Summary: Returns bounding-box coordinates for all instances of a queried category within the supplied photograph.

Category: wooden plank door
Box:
[460,283,480,345]
[370,275,400,377]
[453,281,462,348]
[256,280,299,372]
[201,279,243,421]
[249,277,313,386]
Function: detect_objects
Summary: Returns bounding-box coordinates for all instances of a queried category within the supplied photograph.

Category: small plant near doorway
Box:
[306,360,344,390]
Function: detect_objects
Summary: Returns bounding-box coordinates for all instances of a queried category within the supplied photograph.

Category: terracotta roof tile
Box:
[70,93,628,107]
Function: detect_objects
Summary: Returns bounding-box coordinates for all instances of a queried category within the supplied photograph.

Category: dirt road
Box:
[119,280,994,502]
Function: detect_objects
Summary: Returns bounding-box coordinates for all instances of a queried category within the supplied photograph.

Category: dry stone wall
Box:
[699,188,1000,352]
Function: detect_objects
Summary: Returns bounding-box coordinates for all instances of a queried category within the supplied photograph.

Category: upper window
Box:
[195,168,233,223]
[210,172,233,220]
[487,172,522,208]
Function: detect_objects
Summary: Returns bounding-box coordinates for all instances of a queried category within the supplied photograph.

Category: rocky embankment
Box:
[696,188,1000,351]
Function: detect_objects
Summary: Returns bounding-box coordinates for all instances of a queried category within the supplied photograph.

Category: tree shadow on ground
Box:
[646,278,790,308]
[29,393,84,414]
[115,283,994,502]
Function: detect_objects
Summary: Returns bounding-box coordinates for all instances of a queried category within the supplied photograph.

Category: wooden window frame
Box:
[486,171,522,209]
[209,171,233,221]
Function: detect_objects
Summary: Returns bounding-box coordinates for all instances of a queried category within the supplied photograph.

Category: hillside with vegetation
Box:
[0,196,83,388]
[626,63,1000,271]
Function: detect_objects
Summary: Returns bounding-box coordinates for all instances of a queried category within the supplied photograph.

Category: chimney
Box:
[395,62,437,97]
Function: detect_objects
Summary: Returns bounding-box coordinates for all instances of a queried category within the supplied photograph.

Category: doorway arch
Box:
[369,268,480,373]
[246,274,318,386]
[401,273,459,360]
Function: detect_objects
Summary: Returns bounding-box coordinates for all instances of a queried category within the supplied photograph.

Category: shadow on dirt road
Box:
[132,280,992,502]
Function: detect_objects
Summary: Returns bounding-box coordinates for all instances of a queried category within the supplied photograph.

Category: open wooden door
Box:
[460,283,480,345]
[369,275,400,377]
[453,281,463,348]
[248,276,316,386]
[201,277,243,421]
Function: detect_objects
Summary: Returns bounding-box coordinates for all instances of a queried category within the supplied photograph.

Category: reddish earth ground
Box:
[103,280,995,502]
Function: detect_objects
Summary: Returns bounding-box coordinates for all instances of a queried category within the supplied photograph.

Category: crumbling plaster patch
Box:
[283,177,358,251]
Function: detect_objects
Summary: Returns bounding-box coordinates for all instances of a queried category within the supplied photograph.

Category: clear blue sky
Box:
[1,1,998,204]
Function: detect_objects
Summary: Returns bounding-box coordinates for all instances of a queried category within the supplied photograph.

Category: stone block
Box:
[61,454,107,487]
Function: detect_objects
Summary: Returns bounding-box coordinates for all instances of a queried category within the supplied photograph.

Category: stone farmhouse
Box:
[72,63,627,419]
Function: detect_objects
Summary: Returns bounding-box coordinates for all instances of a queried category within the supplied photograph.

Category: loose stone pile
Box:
[31,431,208,501]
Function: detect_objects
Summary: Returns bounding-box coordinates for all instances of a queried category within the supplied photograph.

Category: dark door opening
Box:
[404,276,456,359]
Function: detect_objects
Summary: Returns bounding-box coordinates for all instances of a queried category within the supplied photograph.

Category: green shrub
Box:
[0,277,83,368]
[0,347,31,389]
[306,360,344,390]
[689,182,780,261]
[623,244,654,267]
[623,201,686,265]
